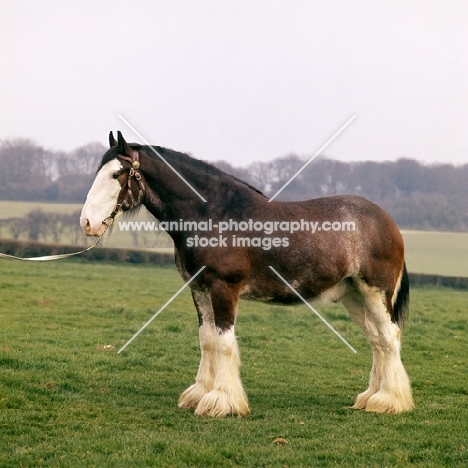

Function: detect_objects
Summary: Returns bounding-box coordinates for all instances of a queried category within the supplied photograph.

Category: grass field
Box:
[402,231,468,277]
[0,260,467,467]
[0,201,83,218]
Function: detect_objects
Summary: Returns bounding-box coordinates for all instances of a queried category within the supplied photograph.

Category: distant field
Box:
[0,201,82,218]
[0,201,467,277]
[402,231,468,277]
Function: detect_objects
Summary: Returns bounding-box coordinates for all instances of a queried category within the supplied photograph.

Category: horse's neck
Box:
[142,156,210,221]
[142,153,262,227]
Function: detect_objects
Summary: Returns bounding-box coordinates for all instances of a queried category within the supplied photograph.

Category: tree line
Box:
[0,138,105,202]
[1,138,467,231]
[215,156,468,231]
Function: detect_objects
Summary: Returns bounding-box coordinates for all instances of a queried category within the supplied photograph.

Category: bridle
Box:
[102,150,145,228]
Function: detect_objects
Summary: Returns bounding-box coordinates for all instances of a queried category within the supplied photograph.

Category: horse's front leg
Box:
[194,280,249,417]
[179,291,217,409]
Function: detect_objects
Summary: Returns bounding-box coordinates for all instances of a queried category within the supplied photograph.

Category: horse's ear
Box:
[117,131,132,156]
[109,131,118,148]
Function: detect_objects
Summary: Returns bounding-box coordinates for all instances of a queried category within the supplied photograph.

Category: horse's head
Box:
[80,131,145,236]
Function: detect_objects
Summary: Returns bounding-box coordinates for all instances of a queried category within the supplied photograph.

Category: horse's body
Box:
[80,132,413,416]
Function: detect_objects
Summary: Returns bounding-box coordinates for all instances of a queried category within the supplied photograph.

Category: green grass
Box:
[0,260,467,467]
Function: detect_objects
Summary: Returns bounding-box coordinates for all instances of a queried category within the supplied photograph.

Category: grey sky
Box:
[1,0,467,167]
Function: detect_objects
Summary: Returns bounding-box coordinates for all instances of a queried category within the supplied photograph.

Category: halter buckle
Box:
[102,203,122,227]
[102,217,114,227]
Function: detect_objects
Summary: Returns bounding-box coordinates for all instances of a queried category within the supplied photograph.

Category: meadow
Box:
[0,260,467,467]
[0,201,84,218]
[402,230,468,277]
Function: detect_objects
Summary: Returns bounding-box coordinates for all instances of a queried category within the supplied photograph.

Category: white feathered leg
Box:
[195,326,249,417]
[360,285,413,413]
[179,292,217,409]
[341,291,384,409]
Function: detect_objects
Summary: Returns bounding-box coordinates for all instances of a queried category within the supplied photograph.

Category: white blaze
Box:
[80,159,123,236]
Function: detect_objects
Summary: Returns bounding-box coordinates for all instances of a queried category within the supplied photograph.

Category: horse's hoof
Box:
[365,390,414,414]
[351,388,378,410]
[194,389,250,417]
[178,383,210,409]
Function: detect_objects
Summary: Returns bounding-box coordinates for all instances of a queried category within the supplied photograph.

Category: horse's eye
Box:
[112,172,119,179]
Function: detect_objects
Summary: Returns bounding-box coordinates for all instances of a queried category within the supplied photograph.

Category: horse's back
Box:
[245,194,405,299]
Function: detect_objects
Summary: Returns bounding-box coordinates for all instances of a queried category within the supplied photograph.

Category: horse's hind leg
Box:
[341,291,384,410]
[358,284,413,413]
[178,291,217,409]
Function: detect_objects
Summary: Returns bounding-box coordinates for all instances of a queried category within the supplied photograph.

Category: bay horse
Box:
[80,131,413,417]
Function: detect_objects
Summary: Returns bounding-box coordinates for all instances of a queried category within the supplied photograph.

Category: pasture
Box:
[402,230,468,278]
[0,260,467,467]
[0,202,83,218]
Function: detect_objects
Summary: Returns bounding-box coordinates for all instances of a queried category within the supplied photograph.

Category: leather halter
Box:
[102,150,145,227]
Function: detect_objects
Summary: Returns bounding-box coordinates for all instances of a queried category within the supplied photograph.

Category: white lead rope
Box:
[0,234,105,261]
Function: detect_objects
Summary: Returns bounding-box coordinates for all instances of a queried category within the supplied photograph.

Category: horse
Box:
[80,131,413,417]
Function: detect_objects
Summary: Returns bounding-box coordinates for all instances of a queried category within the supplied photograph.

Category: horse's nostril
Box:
[84,219,91,231]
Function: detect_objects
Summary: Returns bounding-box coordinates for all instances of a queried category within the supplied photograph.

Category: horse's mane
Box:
[98,144,266,198]
[229,174,266,197]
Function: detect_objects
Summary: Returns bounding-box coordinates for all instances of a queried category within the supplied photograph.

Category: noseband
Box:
[102,150,145,228]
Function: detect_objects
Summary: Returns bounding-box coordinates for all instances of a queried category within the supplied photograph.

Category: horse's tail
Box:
[392,262,409,329]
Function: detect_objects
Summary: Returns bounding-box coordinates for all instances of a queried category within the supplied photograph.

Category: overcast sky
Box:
[1,0,467,167]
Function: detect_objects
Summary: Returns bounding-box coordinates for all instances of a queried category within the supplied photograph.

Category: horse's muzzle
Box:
[81,218,106,237]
